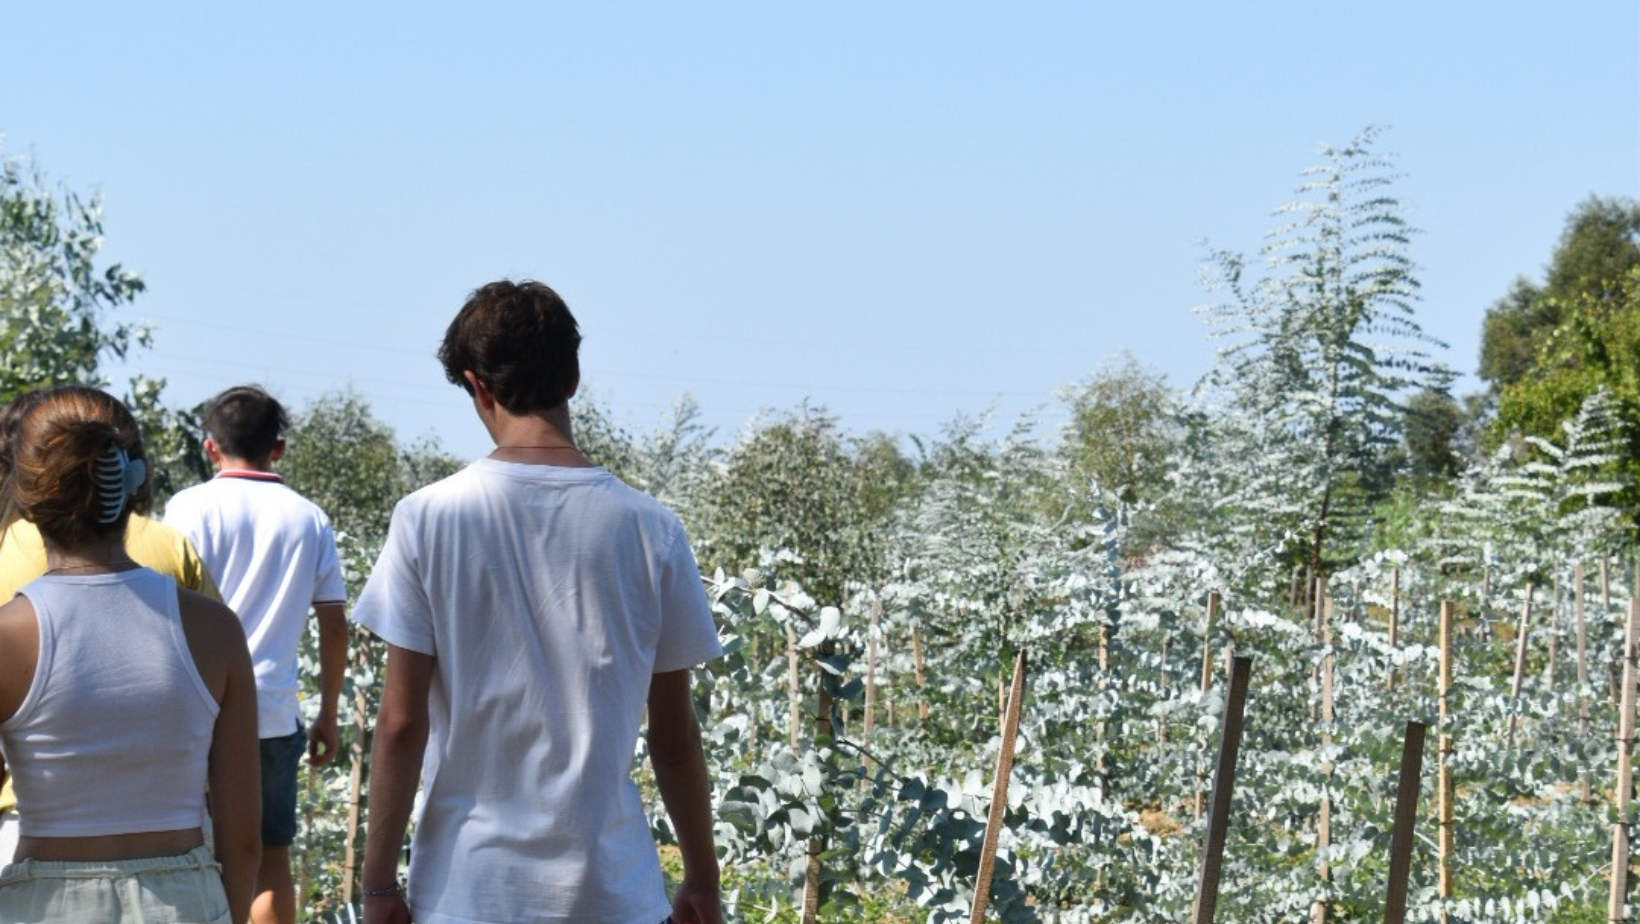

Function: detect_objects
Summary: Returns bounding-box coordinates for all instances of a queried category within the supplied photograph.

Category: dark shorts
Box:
[259,726,306,847]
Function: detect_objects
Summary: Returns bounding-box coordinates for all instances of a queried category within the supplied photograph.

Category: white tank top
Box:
[0,568,219,837]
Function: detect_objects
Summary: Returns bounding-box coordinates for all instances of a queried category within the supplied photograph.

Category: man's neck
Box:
[486,403,575,448]
[485,404,592,467]
[216,456,275,474]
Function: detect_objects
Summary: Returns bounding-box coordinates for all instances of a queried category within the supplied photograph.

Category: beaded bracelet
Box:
[362,882,402,897]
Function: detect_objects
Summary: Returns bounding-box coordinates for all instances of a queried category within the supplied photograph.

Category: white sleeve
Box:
[351,501,436,656]
[311,516,348,606]
[652,520,722,674]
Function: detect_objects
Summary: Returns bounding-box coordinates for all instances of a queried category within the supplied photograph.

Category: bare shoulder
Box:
[0,594,38,720]
[177,587,243,639]
[0,593,37,643]
[176,587,249,693]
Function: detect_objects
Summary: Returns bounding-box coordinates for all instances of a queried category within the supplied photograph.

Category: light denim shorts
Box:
[0,845,229,923]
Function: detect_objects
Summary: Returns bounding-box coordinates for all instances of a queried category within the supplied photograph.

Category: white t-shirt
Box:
[163,471,347,737]
[351,459,722,924]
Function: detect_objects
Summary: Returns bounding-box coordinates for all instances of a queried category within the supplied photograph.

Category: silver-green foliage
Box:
[1196,126,1452,574]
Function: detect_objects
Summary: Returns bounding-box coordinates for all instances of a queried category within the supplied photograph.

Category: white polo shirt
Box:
[164,470,347,738]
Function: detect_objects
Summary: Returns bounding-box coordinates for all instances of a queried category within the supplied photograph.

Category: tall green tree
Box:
[277,389,462,544]
[694,404,908,603]
[1055,354,1178,507]
[0,144,147,400]
[1393,387,1474,483]
[1052,355,1184,554]
[1491,266,1640,526]
[0,143,203,502]
[1479,196,1640,394]
[1196,127,1450,577]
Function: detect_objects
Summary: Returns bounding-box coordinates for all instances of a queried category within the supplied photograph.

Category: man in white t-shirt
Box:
[353,280,723,924]
[163,384,349,924]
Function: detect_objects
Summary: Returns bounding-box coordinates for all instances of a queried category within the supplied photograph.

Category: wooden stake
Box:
[1160,629,1172,745]
[1609,590,1640,924]
[1383,722,1427,924]
[1438,601,1454,917]
[341,641,372,905]
[969,650,1028,924]
[1386,567,1402,691]
[913,627,929,722]
[1190,656,1253,924]
[1097,623,1109,773]
[1577,563,1590,733]
[786,621,801,749]
[1194,591,1217,821]
[1194,594,1226,823]
[1202,591,1220,695]
[298,770,316,909]
[1547,573,1560,691]
[1313,596,1335,924]
[1613,560,1624,706]
[865,597,880,740]
[1311,579,1325,722]
[1312,574,1326,637]
[801,644,837,924]
[1507,583,1535,748]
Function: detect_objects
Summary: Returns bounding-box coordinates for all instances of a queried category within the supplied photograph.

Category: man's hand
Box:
[671,876,723,924]
[312,603,348,768]
[363,891,412,924]
[308,711,340,767]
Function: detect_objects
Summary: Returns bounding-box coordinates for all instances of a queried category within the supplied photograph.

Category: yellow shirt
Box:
[0,514,222,813]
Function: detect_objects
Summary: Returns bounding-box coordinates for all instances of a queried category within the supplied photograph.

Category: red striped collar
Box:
[214,470,285,483]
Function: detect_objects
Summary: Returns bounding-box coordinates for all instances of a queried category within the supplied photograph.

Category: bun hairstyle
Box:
[11,387,151,549]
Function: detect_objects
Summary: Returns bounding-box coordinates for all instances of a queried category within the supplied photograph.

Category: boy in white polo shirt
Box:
[164,384,348,924]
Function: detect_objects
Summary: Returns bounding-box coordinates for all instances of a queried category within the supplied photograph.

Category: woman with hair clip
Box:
[0,386,261,923]
[0,390,225,865]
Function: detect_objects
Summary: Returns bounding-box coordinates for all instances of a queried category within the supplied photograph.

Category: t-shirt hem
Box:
[654,638,725,674]
[352,609,435,656]
[410,900,673,924]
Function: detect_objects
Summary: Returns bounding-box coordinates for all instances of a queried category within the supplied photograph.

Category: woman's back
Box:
[0,384,261,924]
[1,568,217,838]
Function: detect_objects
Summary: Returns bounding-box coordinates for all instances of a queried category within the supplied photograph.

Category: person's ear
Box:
[269,438,286,463]
[203,437,223,464]
[464,371,497,410]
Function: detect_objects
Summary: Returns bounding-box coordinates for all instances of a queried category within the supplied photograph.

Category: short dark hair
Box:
[438,280,582,414]
[203,385,289,462]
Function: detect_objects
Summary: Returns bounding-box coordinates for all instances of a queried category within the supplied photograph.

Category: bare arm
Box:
[183,593,261,924]
[362,643,434,924]
[0,597,32,795]
[308,602,348,766]
[648,669,722,924]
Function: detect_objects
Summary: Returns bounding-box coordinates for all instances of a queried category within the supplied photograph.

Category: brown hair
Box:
[438,279,582,414]
[11,386,151,549]
[0,391,46,531]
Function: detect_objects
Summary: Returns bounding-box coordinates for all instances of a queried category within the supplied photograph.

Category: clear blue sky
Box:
[6,3,1637,460]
